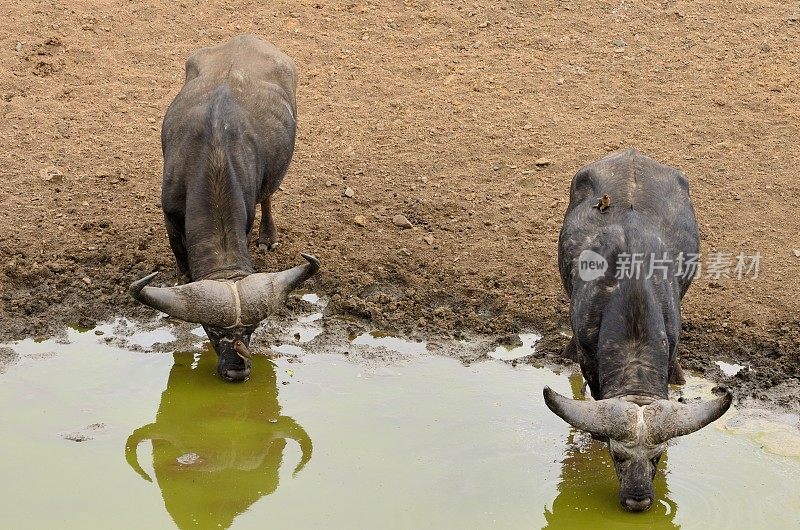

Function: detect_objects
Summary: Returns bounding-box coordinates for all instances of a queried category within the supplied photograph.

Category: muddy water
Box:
[1,327,799,529]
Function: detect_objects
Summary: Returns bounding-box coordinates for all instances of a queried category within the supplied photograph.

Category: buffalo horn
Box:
[644,390,732,445]
[543,386,640,442]
[129,272,237,327]
[237,254,320,324]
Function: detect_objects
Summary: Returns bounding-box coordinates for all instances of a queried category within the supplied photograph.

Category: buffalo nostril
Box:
[623,497,653,512]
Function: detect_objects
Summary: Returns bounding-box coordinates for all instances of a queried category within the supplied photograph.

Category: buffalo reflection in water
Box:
[125,349,311,529]
[543,374,678,529]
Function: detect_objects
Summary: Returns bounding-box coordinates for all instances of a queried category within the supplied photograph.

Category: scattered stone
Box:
[343,187,355,198]
[612,38,626,48]
[399,248,411,256]
[82,277,92,285]
[354,214,367,227]
[789,14,799,22]
[423,234,434,245]
[793,249,800,258]
[0,347,19,374]
[472,41,482,49]
[325,180,333,187]
[176,452,201,465]
[535,157,551,166]
[555,77,564,85]
[478,21,489,28]
[40,166,64,183]
[392,214,413,229]
[63,432,92,442]
[15,42,22,52]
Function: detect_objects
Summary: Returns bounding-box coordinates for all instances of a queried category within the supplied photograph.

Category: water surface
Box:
[1,327,798,529]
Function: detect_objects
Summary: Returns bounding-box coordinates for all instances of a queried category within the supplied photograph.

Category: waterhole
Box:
[1,324,799,529]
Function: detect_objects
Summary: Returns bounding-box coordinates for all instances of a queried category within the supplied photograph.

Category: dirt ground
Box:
[0,1,798,402]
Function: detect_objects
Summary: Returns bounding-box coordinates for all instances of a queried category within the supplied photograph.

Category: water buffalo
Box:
[130,35,318,382]
[544,149,731,511]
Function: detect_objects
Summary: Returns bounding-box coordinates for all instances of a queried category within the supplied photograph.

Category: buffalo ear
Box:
[562,337,579,362]
[669,358,686,385]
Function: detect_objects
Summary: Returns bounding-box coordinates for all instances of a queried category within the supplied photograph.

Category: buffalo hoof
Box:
[258,241,279,252]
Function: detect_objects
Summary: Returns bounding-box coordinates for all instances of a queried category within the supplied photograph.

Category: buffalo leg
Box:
[257,196,279,251]
[165,213,190,283]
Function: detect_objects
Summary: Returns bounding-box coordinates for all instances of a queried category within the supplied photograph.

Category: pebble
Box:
[612,38,626,48]
[793,249,800,258]
[354,214,367,227]
[535,157,551,166]
[423,234,434,245]
[40,166,63,183]
[399,248,411,256]
[176,452,201,465]
[325,180,333,187]
[15,42,22,52]
[392,214,413,229]
[343,187,355,198]
[63,432,92,442]
[82,277,91,285]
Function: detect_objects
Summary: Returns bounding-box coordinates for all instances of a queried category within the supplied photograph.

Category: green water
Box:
[1,327,799,529]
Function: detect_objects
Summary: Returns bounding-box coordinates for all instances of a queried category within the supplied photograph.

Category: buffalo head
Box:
[130,254,319,382]
[543,386,731,511]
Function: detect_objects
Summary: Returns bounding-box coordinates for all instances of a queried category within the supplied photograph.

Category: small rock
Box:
[343,187,355,198]
[392,214,413,229]
[325,180,333,187]
[354,214,367,227]
[793,249,800,258]
[15,42,22,52]
[535,157,551,166]
[555,77,564,85]
[82,277,91,285]
[399,248,411,256]
[478,21,489,28]
[612,38,626,48]
[789,14,799,22]
[40,166,64,183]
[176,452,201,465]
[472,41,481,49]
[63,432,92,442]
[423,234,434,245]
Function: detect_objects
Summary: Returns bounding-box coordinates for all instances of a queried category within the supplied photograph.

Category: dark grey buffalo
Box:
[544,149,731,511]
[130,35,317,382]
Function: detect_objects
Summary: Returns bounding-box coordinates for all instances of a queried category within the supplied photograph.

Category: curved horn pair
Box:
[543,386,731,445]
[129,254,320,327]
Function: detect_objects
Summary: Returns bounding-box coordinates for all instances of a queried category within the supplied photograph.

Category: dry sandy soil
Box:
[0,1,798,402]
